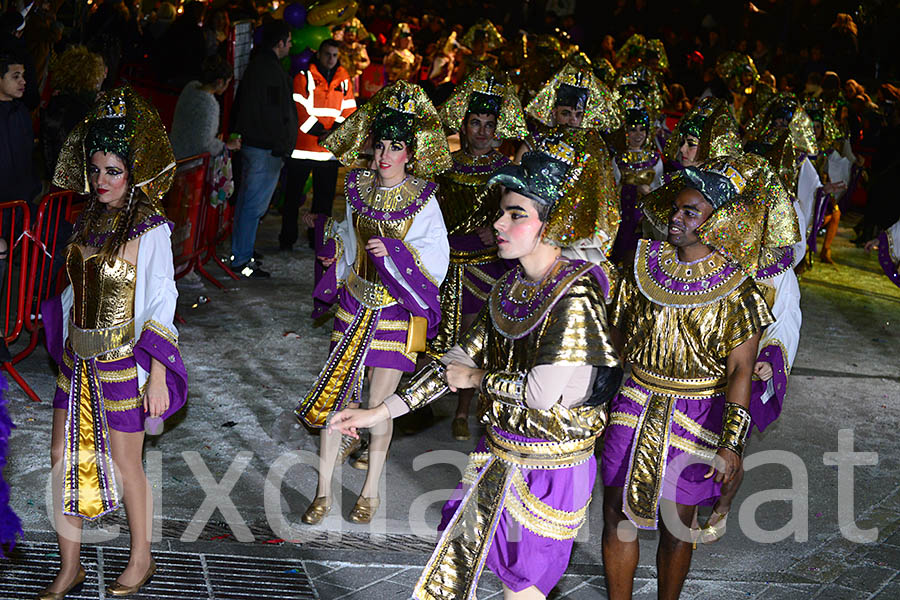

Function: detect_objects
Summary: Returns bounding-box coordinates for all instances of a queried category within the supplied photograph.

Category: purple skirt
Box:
[333,289,416,372]
[601,378,723,511]
[438,432,596,595]
[53,345,145,433]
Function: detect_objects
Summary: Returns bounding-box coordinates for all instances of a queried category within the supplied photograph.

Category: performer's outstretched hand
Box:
[329,404,391,438]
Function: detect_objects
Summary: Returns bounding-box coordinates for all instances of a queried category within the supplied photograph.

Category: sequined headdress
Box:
[53,86,175,208]
[460,18,505,51]
[803,97,842,151]
[744,93,817,156]
[715,52,759,95]
[591,56,616,86]
[525,63,622,132]
[322,81,452,178]
[438,66,527,140]
[612,65,665,116]
[664,97,742,163]
[615,34,669,71]
[642,154,801,275]
[489,128,619,251]
[391,22,412,47]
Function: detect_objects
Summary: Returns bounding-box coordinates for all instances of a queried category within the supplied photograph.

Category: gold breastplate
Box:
[66,245,137,360]
[352,211,414,283]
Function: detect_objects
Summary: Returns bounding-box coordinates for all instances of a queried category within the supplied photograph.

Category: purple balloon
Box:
[284,3,308,29]
[290,51,313,76]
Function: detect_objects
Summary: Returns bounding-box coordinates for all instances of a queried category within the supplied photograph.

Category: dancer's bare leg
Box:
[359,367,402,498]
[602,485,639,600]
[657,500,696,600]
[503,584,545,599]
[108,428,153,586]
[46,408,85,593]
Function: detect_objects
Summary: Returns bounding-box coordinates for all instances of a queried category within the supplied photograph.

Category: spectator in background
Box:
[230,20,296,278]
[665,83,691,114]
[156,0,208,87]
[827,13,859,81]
[203,7,231,58]
[40,46,107,176]
[170,55,240,159]
[0,54,39,208]
[145,2,176,43]
[0,11,39,109]
[281,39,355,251]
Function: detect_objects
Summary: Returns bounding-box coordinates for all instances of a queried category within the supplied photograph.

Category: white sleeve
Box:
[333,200,357,283]
[791,200,808,266]
[612,160,622,186]
[759,270,802,370]
[827,150,851,197]
[796,157,821,231]
[60,284,73,343]
[134,224,179,389]
[381,193,450,309]
[649,157,664,191]
[889,220,900,263]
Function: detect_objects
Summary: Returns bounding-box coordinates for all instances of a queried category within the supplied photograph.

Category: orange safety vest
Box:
[292,64,357,161]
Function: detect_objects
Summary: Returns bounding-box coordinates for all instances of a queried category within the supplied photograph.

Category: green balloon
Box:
[306,25,333,51]
[290,27,310,54]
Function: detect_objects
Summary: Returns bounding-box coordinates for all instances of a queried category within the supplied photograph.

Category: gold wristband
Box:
[719,402,751,457]
[481,370,527,404]
[396,360,449,412]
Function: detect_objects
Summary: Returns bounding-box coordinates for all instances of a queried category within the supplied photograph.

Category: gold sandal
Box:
[350,447,369,470]
[698,509,729,544]
[348,496,380,524]
[301,496,332,525]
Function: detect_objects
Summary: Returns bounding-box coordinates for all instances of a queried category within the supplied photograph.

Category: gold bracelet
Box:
[719,402,751,457]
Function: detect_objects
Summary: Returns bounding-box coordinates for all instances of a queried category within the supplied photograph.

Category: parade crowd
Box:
[1,1,900,599]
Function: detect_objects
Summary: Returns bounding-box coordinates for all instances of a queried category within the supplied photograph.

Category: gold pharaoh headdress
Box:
[715,52,760,94]
[642,153,801,275]
[616,34,669,71]
[53,86,175,207]
[612,64,665,116]
[591,56,616,86]
[438,66,527,140]
[664,97,742,163]
[460,18,505,51]
[322,81,452,178]
[803,97,842,151]
[744,93,817,156]
[525,63,622,132]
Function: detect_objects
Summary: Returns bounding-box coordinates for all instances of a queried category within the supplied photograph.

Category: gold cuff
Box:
[481,370,527,404]
[396,360,449,412]
[719,402,751,457]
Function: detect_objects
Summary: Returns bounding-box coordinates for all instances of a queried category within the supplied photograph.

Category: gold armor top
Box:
[344,169,437,306]
[398,258,619,442]
[66,244,137,360]
[436,150,508,235]
[612,240,774,384]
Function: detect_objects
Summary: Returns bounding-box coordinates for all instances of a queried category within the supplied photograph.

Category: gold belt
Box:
[68,319,135,360]
[486,427,595,469]
[346,269,397,309]
[630,366,727,399]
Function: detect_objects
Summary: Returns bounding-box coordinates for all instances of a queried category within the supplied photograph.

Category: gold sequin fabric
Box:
[615,34,669,72]
[612,65,666,118]
[663,97,742,163]
[642,153,800,275]
[54,86,175,207]
[438,66,528,141]
[613,240,774,382]
[803,97,843,152]
[460,18,505,51]
[525,63,623,132]
[322,81,452,178]
[436,151,506,234]
[536,128,620,251]
[715,52,759,93]
[744,93,818,156]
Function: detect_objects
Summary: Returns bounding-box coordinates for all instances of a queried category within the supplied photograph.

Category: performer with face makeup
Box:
[430,67,528,440]
[663,97,742,175]
[294,81,451,525]
[601,154,798,600]
[329,132,622,600]
[38,87,188,599]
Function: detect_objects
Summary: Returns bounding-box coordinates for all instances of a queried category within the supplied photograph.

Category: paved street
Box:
[2,211,899,599]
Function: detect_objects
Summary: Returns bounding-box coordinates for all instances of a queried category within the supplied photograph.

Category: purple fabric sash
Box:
[612,184,643,264]
[807,187,829,255]
[312,214,338,319]
[748,344,789,433]
[370,236,442,336]
[0,374,21,555]
[878,231,900,290]
[133,326,188,422]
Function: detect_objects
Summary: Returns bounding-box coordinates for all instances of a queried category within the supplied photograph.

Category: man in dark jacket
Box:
[230,19,295,277]
[0,54,39,207]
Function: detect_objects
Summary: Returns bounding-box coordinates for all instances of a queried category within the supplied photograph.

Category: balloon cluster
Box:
[270,1,357,76]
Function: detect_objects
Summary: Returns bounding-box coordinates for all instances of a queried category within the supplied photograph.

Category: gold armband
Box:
[481,370,527,404]
[719,402,751,457]
[396,360,449,412]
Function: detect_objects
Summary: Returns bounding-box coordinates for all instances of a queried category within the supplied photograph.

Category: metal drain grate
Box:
[0,541,317,599]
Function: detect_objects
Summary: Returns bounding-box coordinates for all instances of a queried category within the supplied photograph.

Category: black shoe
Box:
[236,259,270,278]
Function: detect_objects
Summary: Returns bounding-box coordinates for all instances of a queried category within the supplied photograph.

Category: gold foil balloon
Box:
[307,0,357,27]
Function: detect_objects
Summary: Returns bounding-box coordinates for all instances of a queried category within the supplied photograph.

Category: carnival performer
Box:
[430,66,528,440]
[601,154,798,599]
[866,219,900,290]
[329,132,622,600]
[663,96,742,174]
[610,92,663,264]
[743,94,844,268]
[294,81,451,524]
[803,97,855,263]
[712,52,761,125]
[338,17,371,91]
[38,87,188,599]
[518,62,621,159]
[458,19,504,76]
[384,23,420,83]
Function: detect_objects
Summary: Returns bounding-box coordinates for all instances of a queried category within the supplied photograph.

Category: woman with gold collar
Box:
[295,81,451,525]
[329,132,621,600]
[38,87,187,599]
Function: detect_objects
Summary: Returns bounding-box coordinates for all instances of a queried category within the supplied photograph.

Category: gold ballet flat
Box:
[106,558,156,596]
[349,496,380,524]
[338,434,362,464]
[350,447,369,470]
[699,509,729,544]
[301,496,332,525]
[35,566,86,600]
